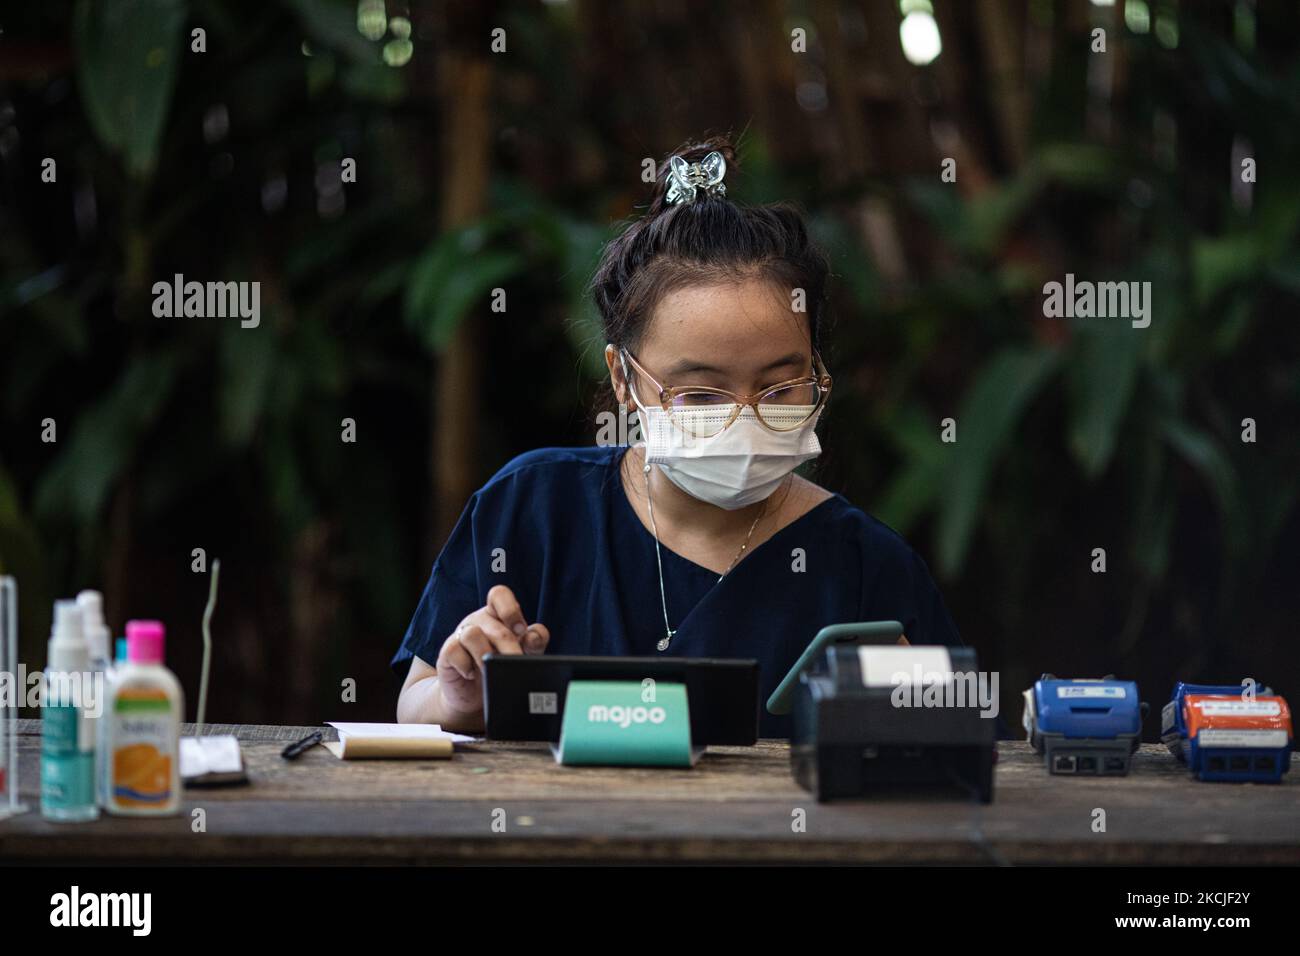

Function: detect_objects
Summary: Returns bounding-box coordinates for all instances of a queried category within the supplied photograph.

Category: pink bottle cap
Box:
[125,620,165,664]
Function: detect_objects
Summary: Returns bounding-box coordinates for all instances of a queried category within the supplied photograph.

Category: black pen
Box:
[281,730,323,759]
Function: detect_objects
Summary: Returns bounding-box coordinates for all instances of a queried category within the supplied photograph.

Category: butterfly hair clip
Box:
[665,151,728,205]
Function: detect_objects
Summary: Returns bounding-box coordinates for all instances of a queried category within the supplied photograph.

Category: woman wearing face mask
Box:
[394,137,961,738]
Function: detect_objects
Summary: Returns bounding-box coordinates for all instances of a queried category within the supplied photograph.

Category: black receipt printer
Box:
[791,644,996,802]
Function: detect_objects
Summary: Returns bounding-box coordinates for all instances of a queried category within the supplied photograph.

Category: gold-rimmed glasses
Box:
[620,348,832,438]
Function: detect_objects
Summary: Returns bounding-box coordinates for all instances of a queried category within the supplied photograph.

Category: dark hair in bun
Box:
[590,135,830,355]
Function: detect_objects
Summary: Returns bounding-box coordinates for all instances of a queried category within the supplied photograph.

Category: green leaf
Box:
[810,215,880,314]
[283,203,407,282]
[403,227,525,352]
[285,0,379,63]
[1033,143,1125,189]
[1128,440,1174,582]
[1160,418,1245,551]
[961,170,1044,256]
[1209,296,1252,356]
[1191,234,1261,308]
[218,325,278,446]
[1067,326,1145,478]
[1160,417,1251,616]
[341,61,406,102]
[0,464,44,578]
[937,347,1062,576]
[1267,256,1300,296]
[555,218,608,377]
[34,352,181,525]
[874,405,948,534]
[1180,21,1290,117]
[905,152,1099,259]
[355,258,413,309]
[73,0,186,178]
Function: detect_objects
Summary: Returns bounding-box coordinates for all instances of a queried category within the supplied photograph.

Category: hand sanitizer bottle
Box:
[76,591,111,673]
[41,600,99,821]
[105,620,183,816]
[76,590,112,808]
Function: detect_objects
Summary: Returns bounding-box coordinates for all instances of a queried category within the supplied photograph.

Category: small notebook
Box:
[322,722,479,759]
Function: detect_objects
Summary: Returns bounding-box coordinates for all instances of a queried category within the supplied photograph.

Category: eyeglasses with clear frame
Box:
[619,347,832,439]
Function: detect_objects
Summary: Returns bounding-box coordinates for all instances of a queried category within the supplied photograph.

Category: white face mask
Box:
[635,400,824,510]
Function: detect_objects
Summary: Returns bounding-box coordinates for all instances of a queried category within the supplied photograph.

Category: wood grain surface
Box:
[2,720,1296,864]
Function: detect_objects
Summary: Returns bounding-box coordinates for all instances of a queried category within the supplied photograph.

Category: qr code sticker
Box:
[529,692,558,715]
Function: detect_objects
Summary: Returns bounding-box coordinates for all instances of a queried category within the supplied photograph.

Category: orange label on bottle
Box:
[112,743,173,806]
[110,687,176,807]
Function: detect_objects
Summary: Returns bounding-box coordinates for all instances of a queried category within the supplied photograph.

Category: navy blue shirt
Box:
[391,445,962,738]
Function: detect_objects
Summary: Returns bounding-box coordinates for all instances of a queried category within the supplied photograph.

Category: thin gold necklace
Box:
[642,461,774,652]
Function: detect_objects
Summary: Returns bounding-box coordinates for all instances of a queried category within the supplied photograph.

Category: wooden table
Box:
[3,720,1297,864]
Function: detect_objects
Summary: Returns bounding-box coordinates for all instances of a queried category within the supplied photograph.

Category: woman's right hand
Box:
[435,585,550,720]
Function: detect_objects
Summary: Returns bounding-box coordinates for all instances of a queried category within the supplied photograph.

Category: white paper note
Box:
[180,735,245,778]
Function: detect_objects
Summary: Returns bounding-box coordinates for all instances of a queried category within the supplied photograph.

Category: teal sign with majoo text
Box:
[556,680,694,767]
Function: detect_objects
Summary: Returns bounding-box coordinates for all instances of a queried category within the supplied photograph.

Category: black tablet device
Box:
[482,653,760,745]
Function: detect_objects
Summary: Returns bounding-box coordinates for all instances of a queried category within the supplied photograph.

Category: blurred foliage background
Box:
[1,0,1297,733]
